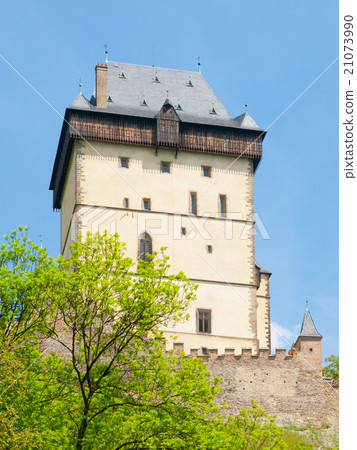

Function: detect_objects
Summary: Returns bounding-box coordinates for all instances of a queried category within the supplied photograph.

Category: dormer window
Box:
[119,71,126,79]
[175,103,183,111]
[186,79,193,87]
[209,107,217,115]
[140,98,148,107]
[152,75,160,83]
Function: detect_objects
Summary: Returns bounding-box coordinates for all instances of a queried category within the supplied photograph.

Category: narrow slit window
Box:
[143,199,151,211]
[219,195,226,217]
[171,126,174,133]
[197,310,211,333]
[207,245,213,254]
[123,198,129,209]
[181,227,186,236]
[121,158,129,168]
[190,192,197,215]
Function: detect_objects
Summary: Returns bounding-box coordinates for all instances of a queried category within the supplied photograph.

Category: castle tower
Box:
[50,60,270,355]
[292,304,323,370]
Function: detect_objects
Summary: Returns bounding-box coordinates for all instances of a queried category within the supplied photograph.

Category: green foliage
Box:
[322,354,339,381]
[0,228,299,449]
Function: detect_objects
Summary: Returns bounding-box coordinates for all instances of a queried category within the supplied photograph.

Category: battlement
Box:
[170,342,298,362]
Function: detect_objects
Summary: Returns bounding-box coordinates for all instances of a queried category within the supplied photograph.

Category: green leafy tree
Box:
[0,228,291,449]
[322,354,339,381]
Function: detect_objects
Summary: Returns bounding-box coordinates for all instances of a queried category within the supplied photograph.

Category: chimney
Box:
[95,63,108,108]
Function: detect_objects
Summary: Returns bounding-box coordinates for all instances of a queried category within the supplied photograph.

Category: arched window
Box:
[138,232,152,261]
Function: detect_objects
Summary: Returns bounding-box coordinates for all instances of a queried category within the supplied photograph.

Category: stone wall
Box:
[196,348,338,431]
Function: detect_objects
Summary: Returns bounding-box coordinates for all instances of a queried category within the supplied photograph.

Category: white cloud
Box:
[270,321,299,353]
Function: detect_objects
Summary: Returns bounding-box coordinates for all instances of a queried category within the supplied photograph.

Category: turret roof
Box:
[298,307,322,338]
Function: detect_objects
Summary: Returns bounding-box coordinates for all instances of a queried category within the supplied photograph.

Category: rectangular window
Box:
[190,192,197,215]
[181,227,186,236]
[143,199,151,211]
[219,195,226,217]
[207,245,212,254]
[161,162,170,173]
[202,166,211,178]
[121,157,129,168]
[197,310,211,333]
[123,198,129,208]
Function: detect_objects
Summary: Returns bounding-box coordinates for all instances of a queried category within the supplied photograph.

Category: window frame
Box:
[123,198,129,209]
[143,198,151,211]
[202,166,211,178]
[120,157,129,168]
[190,192,197,215]
[161,161,171,174]
[197,309,211,334]
[219,194,227,217]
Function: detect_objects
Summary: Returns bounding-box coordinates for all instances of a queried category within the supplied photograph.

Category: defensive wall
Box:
[172,343,339,431]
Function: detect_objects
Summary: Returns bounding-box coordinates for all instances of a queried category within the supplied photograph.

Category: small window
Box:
[134,124,137,131]
[170,126,174,133]
[190,192,197,215]
[123,198,129,209]
[310,348,313,352]
[121,158,129,168]
[161,162,170,174]
[181,227,186,236]
[202,166,211,178]
[143,199,151,211]
[197,132,200,138]
[207,245,212,254]
[219,195,226,217]
[162,125,165,132]
[197,310,211,333]
[202,347,208,355]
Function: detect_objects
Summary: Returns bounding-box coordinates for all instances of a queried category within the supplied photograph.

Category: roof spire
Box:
[306,296,309,311]
[245,103,248,113]
[79,78,82,94]
[104,44,108,63]
[198,56,201,73]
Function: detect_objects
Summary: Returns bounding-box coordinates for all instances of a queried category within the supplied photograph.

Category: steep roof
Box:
[298,307,322,338]
[71,61,264,131]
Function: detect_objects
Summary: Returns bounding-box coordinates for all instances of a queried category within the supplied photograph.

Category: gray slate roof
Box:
[299,308,322,338]
[71,61,264,131]
[255,260,271,275]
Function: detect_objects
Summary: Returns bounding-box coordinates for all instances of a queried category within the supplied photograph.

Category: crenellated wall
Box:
[171,344,339,430]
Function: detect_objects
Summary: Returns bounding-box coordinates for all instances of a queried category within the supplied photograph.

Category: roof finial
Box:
[79,78,82,94]
[245,103,248,113]
[306,296,309,311]
[104,44,108,63]
[166,90,169,98]
[198,56,201,73]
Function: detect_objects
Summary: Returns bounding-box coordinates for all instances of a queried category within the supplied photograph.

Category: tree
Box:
[34,231,221,449]
[322,354,339,381]
[0,228,289,449]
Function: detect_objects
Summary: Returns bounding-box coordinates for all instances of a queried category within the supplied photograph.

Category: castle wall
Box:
[201,349,339,430]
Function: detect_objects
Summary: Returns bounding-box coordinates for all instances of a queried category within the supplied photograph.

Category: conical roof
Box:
[298,307,322,338]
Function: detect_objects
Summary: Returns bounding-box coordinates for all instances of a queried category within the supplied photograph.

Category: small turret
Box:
[291,301,322,370]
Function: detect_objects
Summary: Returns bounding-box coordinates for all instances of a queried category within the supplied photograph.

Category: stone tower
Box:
[50,60,271,355]
[291,305,323,370]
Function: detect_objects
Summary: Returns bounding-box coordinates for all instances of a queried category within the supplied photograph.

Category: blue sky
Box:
[0,0,338,361]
